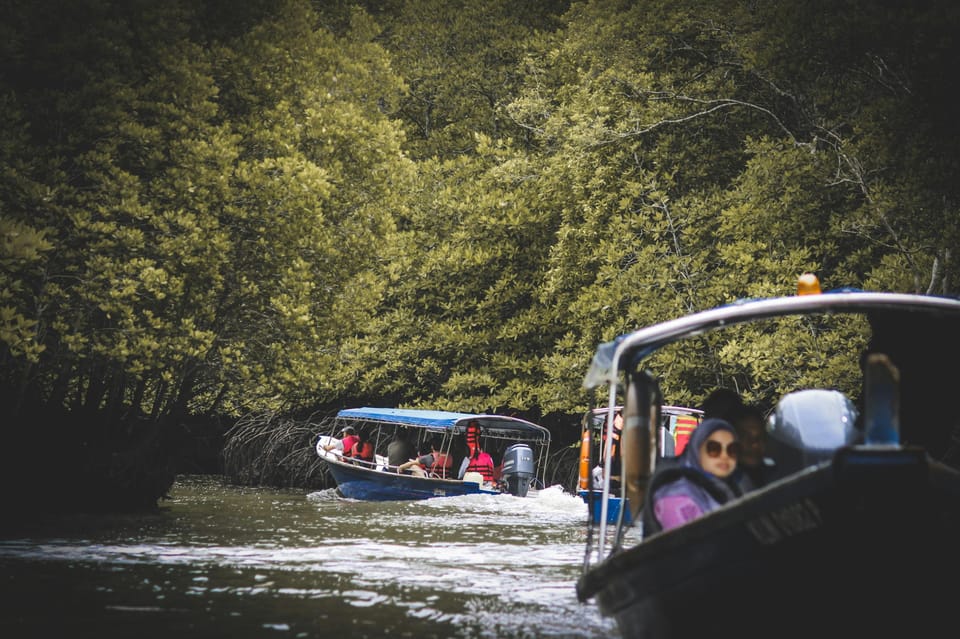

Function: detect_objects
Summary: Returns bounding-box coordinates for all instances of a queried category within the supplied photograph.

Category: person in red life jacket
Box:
[397,437,451,477]
[462,447,495,484]
[457,421,495,485]
[322,425,358,456]
[345,429,374,465]
[465,420,481,458]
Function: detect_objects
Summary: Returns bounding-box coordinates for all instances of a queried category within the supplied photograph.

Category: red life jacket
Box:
[674,416,699,456]
[430,452,452,478]
[466,452,495,483]
[340,435,359,456]
[466,422,481,458]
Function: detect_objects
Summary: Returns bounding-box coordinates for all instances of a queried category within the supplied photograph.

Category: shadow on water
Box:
[0,475,619,639]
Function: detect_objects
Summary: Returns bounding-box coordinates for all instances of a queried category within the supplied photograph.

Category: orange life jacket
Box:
[350,441,374,462]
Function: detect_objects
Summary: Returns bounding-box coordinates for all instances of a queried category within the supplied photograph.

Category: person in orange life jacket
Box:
[643,418,742,534]
[592,411,624,490]
[397,436,452,477]
[344,429,374,464]
[323,425,358,455]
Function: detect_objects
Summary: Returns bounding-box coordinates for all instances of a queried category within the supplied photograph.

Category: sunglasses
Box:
[704,439,741,459]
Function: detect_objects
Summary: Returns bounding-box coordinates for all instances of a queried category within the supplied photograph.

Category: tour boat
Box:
[576,275,960,638]
[316,407,551,501]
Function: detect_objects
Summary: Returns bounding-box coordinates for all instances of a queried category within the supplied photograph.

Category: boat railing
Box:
[338,454,461,479]
[339,456,381,471]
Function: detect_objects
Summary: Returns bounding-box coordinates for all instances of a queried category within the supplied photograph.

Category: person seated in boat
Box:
[602,411,624,491]
[456,421,495,484]
[729,403,775,492]
[387,426,415,472]
[702,387,745,421]
[396,437,452,477]
[344,429,374,465]
[590,410,624,491]
[322,425,358,456]
[642,418,742,535]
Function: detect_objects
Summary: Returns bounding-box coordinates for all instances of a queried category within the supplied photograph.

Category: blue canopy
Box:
[335,407,551,442]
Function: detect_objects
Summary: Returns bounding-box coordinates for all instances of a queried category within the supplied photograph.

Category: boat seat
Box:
[462,471,484,485]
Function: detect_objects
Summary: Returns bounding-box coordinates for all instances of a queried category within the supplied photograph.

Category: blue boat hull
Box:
[326,458,499,500]
[579,490,632,525]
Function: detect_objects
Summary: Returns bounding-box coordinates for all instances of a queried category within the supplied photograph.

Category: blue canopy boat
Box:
[316,407,552,501]
[576,275,960,638]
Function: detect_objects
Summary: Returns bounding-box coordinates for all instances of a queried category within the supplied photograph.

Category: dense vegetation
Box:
[2,0,957,509]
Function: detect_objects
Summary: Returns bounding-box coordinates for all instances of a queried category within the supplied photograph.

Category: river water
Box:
[0,475,622,638]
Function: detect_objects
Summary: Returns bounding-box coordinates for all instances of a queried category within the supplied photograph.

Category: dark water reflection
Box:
[0,475,620,638]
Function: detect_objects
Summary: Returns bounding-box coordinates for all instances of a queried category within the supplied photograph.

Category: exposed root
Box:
[222,410,335,489]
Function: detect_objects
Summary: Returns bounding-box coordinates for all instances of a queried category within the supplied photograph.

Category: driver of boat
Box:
[644,418,742,534]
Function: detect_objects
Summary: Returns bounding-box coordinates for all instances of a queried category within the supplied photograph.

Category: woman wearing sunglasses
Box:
[642,418,743,535]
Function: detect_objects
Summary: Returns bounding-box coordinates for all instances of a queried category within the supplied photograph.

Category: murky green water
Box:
[0,475,619,638]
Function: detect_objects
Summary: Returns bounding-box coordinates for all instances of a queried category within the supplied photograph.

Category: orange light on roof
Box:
[797,273,821,295]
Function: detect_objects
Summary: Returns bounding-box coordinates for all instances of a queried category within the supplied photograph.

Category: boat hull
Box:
[579,490,632,525]
[325,458,498,500]
[577,447,960,638]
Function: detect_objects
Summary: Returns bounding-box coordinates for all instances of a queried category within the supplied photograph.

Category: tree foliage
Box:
[1,0,957,502]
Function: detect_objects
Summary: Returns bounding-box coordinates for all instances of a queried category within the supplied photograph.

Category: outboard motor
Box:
[500,443,535,497]
[767,389,861,477]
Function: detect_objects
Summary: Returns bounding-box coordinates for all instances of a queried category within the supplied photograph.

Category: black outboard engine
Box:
[500,443,536,497]
[767,389,861,477]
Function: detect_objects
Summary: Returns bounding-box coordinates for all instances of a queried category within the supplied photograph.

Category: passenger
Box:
[396,437,452,477]
[701,387,745,421]
[345,429,374,465]
[598,411,624,492]
[322,425,358,455]
[387,426,415,471]
[729,403,774,492]
[457,421,495,485]
[459,444,495,485]
[643,418,742,534]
